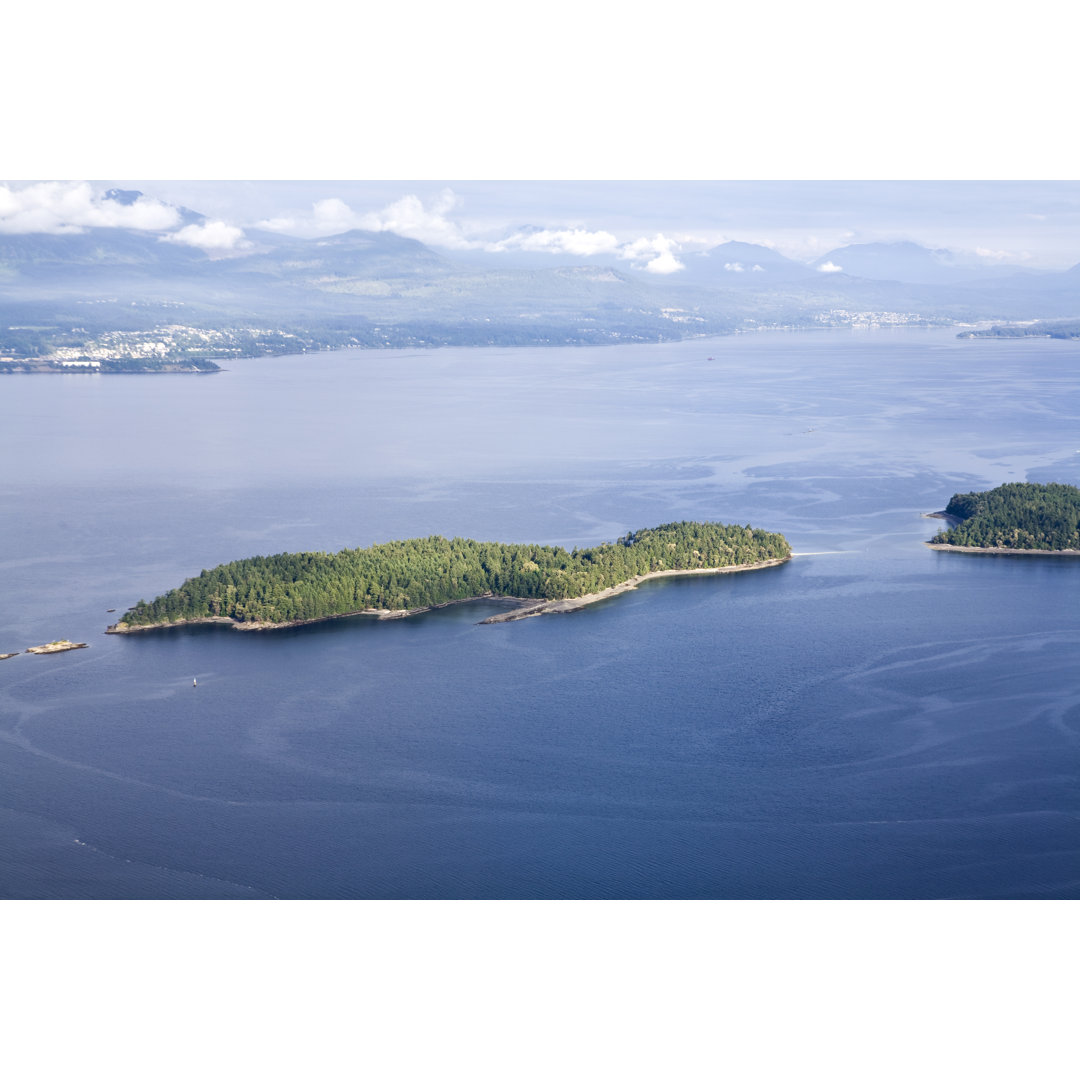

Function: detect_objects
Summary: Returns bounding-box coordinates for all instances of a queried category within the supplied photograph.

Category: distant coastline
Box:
[0,360,220,375]
[106,557,791,634]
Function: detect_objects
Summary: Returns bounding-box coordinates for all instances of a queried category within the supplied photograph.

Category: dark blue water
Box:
[3,328,1080,897]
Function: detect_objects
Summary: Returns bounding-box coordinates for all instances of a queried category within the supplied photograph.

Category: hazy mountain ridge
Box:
[2,194,1079,361]
[679,242,816,284]
[810,240,1073,287]
[0,228,209,277]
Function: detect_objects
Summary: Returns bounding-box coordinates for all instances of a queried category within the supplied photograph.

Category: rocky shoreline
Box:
[106,558,792,635]
[106,595,523,634]
[479,559,792,623]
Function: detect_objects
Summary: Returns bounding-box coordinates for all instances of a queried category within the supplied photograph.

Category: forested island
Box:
[959,320,1080,340]
[108,521,792,632]
[928,482,1080,552]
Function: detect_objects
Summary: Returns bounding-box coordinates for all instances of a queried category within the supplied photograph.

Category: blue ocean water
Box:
[2,328,1079,898]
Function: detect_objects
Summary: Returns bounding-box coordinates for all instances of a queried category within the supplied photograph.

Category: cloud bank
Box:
[619,234,684,274]
[0,181,180,234]
[488,227,620,257]
[259,190,474,250]
[258,190,688,273]
[162,220,250,253]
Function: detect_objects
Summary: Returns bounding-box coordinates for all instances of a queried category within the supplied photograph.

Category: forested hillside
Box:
[116,521,791,627]
[932,482,1080,549]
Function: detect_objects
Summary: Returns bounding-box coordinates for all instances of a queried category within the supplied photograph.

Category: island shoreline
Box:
[924,504,1080,555]
[106,557,792,635]
[925,543,1080,555]
[479,559,791,622]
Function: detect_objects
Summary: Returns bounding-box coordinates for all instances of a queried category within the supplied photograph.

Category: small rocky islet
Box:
[26,640,89,654]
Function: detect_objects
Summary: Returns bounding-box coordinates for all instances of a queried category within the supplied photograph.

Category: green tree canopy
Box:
[117,521,791,628]
[933,482,1080,550]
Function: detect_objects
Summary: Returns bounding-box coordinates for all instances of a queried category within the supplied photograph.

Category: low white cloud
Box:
[486,226,686,272]
[672,232,712,249]
[258,197,365,238]
[724,262,745,272]
[0,181,180,234]
[818,261,843,273]
[258,214,307,235]
[644,249,684,274]
[974,247,1029,263]
[619,233,684,274]
[258,190,687,273]
[488,227,620,257]
[163,220,249,253]
[356,190,476,249]
[258,189,479,249]
[489,228,685,272]
[310,198,363,234]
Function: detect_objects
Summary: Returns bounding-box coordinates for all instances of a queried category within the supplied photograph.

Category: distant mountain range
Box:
[808,240,1061,286]
[675,242,816,285]
[2,192,1078,360]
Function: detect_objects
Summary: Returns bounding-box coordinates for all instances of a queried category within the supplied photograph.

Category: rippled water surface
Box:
[2,328,1079,897]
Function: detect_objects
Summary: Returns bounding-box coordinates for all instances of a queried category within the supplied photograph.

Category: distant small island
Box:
[927,482,1080,554]
[107,522,792,633]
[958,320,1080,340]
[26,640,89,654]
